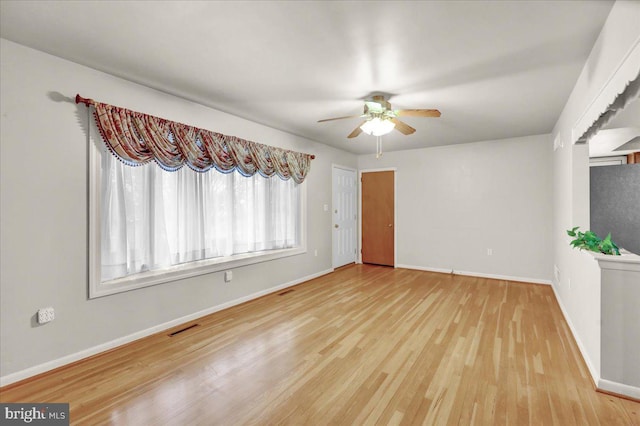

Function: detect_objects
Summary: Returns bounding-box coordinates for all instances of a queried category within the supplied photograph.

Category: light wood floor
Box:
[1,265,638,425]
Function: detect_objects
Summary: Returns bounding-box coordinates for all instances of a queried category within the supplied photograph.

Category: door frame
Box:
[332,164,358,269]
[358,168,397,267]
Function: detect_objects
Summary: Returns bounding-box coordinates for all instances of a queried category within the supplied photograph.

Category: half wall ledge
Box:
[591,249,640,399]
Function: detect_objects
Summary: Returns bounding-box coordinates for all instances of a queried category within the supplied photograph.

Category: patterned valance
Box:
[76,95,314,183]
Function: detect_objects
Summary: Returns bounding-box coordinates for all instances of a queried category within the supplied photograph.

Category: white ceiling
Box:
[0,1,615,155]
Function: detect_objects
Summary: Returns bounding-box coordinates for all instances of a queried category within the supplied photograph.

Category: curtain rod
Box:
[75,94,315,160]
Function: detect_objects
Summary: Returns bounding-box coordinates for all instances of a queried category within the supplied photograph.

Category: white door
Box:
[332,166,357,268]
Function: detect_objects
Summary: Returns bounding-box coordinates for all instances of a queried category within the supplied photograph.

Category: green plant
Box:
[567,226,620,256]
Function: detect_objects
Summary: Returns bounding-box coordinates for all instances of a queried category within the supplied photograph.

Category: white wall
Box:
[5,0,635,385]
[551,0,640,391]
[0,39,356,382]
[358,134,553,283]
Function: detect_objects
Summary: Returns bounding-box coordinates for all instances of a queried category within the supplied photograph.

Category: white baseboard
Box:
[598,378,640,399]
[396,264,453,274]
[397,264,552,285]
[452,270,552,285]
[0,268,333,388]
[549,283,601,387]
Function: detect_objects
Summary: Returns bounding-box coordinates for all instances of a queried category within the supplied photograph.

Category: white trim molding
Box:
[452,270,552,285]
[597,379,640,400]
[550,283,600,387]
[92,245,308,299]
[593,249,640,271]
[396,264,453,275]
[0,268,333,388]
[397,264,552,285]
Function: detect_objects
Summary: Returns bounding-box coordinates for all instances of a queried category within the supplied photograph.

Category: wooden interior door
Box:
[361,171,394,266]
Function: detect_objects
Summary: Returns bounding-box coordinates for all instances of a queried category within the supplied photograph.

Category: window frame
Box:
[88,136,307,299]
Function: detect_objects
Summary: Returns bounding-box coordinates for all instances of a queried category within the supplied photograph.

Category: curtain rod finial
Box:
[75,94,92,106]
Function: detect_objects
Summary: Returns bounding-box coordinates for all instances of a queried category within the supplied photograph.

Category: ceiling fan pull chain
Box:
[376,135,383,159]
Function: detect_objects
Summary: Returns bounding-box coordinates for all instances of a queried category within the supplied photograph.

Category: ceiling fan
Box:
[318,95,441,139]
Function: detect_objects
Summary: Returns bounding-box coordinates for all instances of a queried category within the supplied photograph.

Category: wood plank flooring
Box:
[1,265,638,425]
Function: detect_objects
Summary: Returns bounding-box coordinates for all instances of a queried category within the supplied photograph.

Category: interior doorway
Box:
[332,165,357,268]
[361,170,395,267]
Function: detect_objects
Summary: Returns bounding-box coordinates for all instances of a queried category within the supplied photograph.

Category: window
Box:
[90,144,306,298]
[81,98,312,298]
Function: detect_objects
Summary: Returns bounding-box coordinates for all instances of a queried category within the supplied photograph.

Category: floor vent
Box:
[278,289,295,296]
[169,324,200,336]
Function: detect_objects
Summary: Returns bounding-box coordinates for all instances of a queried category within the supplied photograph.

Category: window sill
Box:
[89,246,307,298]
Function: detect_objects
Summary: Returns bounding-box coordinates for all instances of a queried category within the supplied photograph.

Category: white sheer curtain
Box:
[101,153,300,282]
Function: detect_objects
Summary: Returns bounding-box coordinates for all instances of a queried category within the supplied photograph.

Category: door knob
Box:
[388,224,392,227]
[335,224,339,228]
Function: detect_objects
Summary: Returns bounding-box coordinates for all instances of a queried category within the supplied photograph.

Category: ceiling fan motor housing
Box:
[318,95,440,138]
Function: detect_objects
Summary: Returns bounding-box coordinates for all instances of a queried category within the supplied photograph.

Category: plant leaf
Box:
[567,226,581,237]
[566,226,621,255]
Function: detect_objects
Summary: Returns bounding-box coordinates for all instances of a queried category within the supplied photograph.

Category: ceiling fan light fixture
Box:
[360,117,396,136]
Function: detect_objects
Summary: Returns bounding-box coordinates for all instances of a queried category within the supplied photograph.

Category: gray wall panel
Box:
[590,164,640,254]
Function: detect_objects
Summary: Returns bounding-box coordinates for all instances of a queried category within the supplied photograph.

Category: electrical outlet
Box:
[224,271,233,283]
[314,249,318,257]
[37,307,55,324]
[487,248,493,256]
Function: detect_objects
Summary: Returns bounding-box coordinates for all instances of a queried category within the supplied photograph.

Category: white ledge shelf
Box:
[591,249,640,272]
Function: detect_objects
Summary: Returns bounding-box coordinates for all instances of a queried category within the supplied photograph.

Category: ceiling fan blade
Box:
[391,118,416,135]
[396,109,441,118]
[318,115,361,123]
[348,122,366,138]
